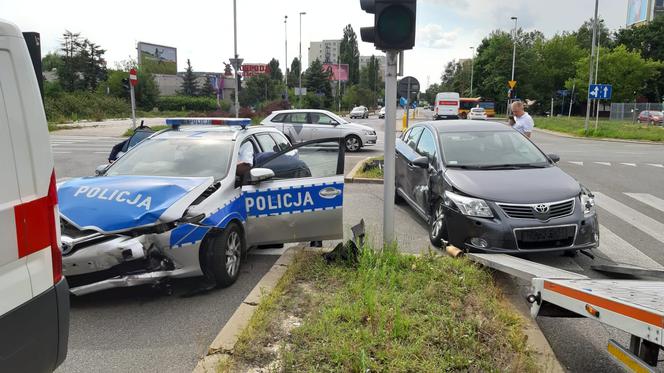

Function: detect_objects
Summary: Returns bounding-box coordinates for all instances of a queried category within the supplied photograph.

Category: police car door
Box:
[242,138,344,245]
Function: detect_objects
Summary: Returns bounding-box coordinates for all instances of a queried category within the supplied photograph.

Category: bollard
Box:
[402,112,408,131]
[412,108,416,119]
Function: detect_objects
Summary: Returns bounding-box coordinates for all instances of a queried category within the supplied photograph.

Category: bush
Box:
[238,106,255,118]
[155,95,218,112]
[45,92,130,123]
[259,99,291,116]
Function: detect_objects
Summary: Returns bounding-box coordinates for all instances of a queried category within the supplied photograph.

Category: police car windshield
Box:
[106,138,232,179]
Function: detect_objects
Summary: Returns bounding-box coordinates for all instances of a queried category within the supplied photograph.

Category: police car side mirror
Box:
[250,168,275,183]
[95,164,108,176]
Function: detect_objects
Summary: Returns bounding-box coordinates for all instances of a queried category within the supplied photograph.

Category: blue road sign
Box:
[589,84,612,100]
[399,97,408,106]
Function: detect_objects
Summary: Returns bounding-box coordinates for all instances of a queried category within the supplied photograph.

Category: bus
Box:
[458,98,496,118]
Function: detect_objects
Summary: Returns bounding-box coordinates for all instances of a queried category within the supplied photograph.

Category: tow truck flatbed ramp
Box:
[466,253,664,372]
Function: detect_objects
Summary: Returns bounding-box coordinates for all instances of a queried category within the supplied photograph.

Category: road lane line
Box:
[51,151,71,154]
[597,224,663,269]
[620,163,636,167]
[594,162,612,166]
[594,192,664,244]
[648,163,664,168]
[625,193,664,214]
[568,161,584,166]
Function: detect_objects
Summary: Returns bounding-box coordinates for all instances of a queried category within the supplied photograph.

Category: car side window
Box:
[416,129,438,166]
[271,113,287,122]
[287,113,308,124]
[270,133,291,151]
[255,134,280,153]
[311,113,336,125]
[405,127,424,150]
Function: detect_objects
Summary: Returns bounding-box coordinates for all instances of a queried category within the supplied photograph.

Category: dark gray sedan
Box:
[395,120,599,254]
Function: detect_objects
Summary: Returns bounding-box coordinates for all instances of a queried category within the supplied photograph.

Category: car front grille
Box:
[498,199,575,221]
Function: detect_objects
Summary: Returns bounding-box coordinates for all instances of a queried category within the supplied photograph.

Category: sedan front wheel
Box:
[345,135,362,152]
[429,200,448,248]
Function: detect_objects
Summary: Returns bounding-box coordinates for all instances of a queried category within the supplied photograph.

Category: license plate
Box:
[518,226,574,242]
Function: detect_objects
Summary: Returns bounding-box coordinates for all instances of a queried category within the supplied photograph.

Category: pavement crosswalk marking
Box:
[620,163,636,167]
[594,162,612,166]
[568,161,584,166]
[594,192,664,244]
[648,163,664,168]
[625,193,664,214]
[597,225,663,270]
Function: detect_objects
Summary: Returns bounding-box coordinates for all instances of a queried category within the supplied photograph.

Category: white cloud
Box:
[417,24,459,49]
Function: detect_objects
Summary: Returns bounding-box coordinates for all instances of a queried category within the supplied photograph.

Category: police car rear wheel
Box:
[206,223,244,287]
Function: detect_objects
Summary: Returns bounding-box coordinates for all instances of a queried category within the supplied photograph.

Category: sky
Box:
[2,0,628,89]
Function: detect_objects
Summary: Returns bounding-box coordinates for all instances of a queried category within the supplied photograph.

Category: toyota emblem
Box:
[534,204,550,213]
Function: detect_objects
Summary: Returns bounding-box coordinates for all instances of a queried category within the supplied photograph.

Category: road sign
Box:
[399,97,407,106]
[508,80,517,89]
[229,58,244,70]
[129,68,138,87]
[397,76,420,101]
[588,84,612,100]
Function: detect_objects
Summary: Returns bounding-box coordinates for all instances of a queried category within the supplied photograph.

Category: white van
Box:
[0,19,69,371]
[433,92,460,120]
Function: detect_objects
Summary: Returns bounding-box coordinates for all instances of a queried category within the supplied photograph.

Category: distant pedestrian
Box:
[511,101,534,138]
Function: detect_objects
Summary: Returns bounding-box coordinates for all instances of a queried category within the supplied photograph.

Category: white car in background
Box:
[349,106,369,119]
[261,109,377,152]
[468,107,488,120]
[378,106,386,119]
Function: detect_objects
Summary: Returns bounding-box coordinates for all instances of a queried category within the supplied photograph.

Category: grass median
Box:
[536,117,664,142]
[355,156,384,179]
[220,246,536,372]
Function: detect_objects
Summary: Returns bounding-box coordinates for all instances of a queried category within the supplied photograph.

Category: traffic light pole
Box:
[383,50,398,245]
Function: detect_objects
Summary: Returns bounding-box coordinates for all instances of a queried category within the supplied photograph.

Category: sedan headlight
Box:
[363,130,376,135]
[580,186,595,216]
[444,191,494,218]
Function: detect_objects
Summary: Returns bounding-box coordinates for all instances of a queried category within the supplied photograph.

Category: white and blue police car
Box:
[57,118,345,295]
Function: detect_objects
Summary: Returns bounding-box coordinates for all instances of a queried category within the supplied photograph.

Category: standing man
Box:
[511,101,534,138]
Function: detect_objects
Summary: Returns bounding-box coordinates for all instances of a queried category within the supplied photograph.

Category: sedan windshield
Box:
[106,138,233,179]
[439,130,550,168]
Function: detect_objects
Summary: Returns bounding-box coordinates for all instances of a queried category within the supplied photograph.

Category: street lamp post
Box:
[584,0,599,132]
[233,0,240,118]
[469,46,475,97]
[299,11,306,108]
[510,16,517,83]
[284,15,288,95]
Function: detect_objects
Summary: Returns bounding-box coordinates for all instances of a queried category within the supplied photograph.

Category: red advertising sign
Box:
[241,63,271,78]
[323,63,349,82]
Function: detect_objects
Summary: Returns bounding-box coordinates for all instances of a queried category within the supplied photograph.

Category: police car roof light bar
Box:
[165,118,251,129]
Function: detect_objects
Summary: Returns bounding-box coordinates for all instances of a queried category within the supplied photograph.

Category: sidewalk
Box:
[51,118,169,137]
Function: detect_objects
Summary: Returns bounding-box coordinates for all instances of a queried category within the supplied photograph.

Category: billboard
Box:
[137,42,177,75]
[323,63,349,82]
[627,0,649,26]
[242,63,271,78]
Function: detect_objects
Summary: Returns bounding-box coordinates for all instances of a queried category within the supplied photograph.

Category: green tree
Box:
[342,85,373,109]
[42,52,63,72]
[339,24,360,85]
[304,59,333,100]
[288,57,301,89]
[198,76,216,97]
[566,45,662,102]
[56,31,107,92]
[423,83,442,104]
[616,16,664,100]
[268,58,283,81]
[239,74,284,107]
[574,19,612,51]
[359,55,383,106]
[58,30,82,91]
[179,59,199,96]
[135,69,160,110]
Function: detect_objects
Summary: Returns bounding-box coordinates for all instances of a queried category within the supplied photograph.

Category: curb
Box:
[534,127,664,146]
[192,247,301,373]
[344,156,385,184]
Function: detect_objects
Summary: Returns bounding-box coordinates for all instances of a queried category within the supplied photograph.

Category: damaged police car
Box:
[57,118,345,295]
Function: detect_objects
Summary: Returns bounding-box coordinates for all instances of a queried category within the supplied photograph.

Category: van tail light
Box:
[47,170,62,283]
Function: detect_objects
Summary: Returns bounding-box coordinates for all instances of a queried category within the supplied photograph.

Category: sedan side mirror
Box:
[548,153,560,163]
[250,168,275,183]
[411,156,430,169]
[95,164,109,176]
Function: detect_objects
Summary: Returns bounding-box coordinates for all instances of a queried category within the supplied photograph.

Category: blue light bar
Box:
[165,117,251,128]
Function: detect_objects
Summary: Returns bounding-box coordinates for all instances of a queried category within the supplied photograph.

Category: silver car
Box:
[350,106,369,119]
[262,109,378,152]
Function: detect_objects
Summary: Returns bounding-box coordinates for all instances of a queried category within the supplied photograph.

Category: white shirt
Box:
[238,141,254,166]
[514,112,534,134]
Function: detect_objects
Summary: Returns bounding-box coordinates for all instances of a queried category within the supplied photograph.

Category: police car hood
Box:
[58,175,214,233]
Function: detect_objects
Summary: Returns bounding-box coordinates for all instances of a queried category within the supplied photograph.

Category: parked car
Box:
[59,119,345,295]
[395,120,599,254]
[637,110,663,125]
[261,109,377,152]
[379,106,386,119]
[0,19,69,371]
[467,107,487,120]
[350,106,369,119]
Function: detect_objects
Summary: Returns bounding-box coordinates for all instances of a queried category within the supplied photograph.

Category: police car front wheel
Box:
[204,223,244,287]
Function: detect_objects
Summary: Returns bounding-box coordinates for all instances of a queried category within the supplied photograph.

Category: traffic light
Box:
[122,78,130,91]
[360,0,417,51]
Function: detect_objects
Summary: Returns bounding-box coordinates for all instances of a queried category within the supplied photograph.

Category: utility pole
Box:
[284,15,288,98]
[299,11,306,108]
[233,0,240,118]
[584,0,599,132]
[508,16,518,115]
[469,46,475,97]
[568,83,575,117]
[595,34,601,130]
[383,51,398,243]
